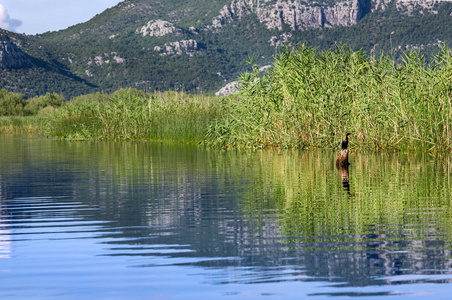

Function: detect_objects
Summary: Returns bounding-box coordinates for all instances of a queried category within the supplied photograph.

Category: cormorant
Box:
[341,133,351,150]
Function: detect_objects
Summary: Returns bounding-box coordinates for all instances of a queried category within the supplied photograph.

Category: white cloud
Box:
[0,4,22,32]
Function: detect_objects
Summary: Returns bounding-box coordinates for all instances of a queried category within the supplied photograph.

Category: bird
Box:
[341,133,351,150]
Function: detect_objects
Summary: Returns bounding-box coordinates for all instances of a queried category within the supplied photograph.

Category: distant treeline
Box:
[1,45,452,152]
[0,90,65,116]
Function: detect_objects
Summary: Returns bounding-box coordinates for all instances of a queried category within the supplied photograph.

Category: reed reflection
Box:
[3,137,452,291]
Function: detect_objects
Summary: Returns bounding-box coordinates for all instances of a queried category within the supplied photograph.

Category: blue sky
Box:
[0,0,123,35]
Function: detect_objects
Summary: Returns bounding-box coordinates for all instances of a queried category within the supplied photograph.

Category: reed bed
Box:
[45,88,224,143]
[207,45,452,151]
[7,45,452,152]
[0,116,45,135]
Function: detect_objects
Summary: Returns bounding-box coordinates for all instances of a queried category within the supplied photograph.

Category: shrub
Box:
[0,89,26,116]
[24,93,65,115]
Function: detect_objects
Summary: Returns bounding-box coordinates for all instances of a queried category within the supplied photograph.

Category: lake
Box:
[1,136,452,299]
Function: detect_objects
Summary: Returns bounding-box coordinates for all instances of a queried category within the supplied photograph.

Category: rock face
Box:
[210,0,441,31]
[211,0,371,31]
[137,20,180,37]
[154,39,199,56]
[216,81,240,96]
[154,39,198,56]
[87,52,126,66]
[0,37,34,68]
[396,0,442,15]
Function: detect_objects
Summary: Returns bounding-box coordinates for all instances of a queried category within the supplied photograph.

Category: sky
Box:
[0,0,123,35]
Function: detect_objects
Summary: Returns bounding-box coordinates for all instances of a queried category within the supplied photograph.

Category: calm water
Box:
[2,136,452,299]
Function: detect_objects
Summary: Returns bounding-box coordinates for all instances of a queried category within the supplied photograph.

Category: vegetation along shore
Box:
[1,45,452,152]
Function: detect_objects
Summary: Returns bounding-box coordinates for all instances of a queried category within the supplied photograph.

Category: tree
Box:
[0,89,26,116]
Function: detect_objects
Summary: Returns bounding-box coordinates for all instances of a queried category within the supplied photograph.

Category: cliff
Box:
[0,35,34,68]
[210,0,442,31]
[211,0,370,31]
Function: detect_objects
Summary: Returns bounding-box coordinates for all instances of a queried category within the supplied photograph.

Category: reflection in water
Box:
[335,146,351,194]
[0,229,11,259]
[0,192,11,259]
[336,164,350,193]
[1,137,452,298]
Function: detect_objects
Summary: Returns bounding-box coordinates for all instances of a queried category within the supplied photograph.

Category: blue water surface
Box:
[1,137,452,299]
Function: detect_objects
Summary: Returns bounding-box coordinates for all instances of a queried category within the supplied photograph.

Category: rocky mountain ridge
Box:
[134,0,445,57]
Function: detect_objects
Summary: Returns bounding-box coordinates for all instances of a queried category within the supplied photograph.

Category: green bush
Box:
[24,93,65,115]
[0,89,26,116]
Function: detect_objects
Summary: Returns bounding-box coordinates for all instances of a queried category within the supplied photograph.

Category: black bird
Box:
[341,133,351,150]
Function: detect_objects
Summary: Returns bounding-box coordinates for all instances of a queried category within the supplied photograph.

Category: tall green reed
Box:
[0,116,45,135]
[45,88,223,143]
[207,45,452,151]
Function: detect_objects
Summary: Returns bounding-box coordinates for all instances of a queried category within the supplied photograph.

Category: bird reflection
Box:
[336,164,350,193]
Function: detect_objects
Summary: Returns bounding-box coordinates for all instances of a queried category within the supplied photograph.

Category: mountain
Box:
[1,0,451,99]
